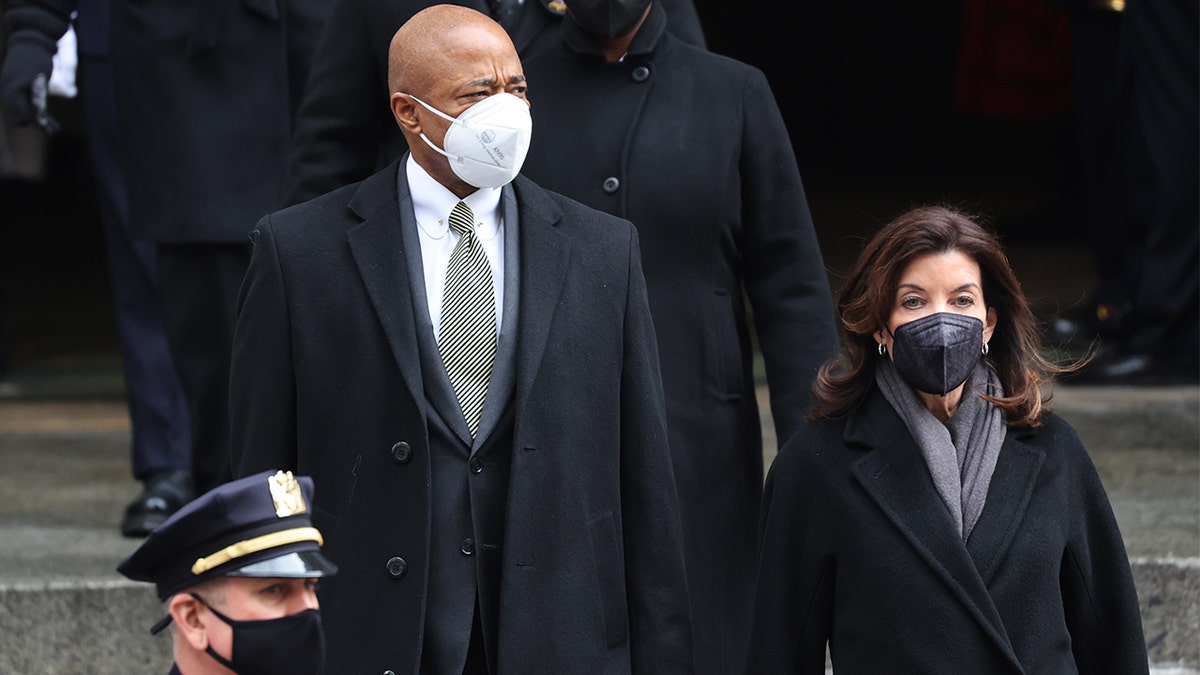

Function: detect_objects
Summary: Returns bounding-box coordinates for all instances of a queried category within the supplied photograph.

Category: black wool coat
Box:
[520,8,838,672]
[746,386,1149,674]
[109,0,330,242]
[282,0,707,205]
[229,162,694,673]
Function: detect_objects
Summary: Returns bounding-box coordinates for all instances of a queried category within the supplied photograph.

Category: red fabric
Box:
[954,0,1074,120]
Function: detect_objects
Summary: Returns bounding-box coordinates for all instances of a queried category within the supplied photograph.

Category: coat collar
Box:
[845,386,1044,671]
[507,175,569,416]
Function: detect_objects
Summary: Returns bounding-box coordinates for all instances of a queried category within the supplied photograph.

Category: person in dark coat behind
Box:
[746,205,1148,673]
[2,0,195,536]
[230,6,693,673]
[108,0,332,496]
[518,2,838,671]
[281,0,707,205]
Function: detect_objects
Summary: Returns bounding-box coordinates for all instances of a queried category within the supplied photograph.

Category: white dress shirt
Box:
[406,156,505,341]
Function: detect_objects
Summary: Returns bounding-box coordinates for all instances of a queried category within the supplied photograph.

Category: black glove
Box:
[0,29,58,127]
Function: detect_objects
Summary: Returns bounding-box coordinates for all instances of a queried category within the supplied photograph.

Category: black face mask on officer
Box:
[566,0,652,39]
[192,593,326,675]
[888,312,986,396]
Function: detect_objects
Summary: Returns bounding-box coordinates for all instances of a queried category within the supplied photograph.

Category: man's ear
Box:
[390,92,421,134]
[169,593,210,651]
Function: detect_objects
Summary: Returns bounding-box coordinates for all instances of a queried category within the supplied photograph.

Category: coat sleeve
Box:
[284,0,390,205]
[228,217,300,477]
[617,226,695,673]
[745,435,833,674]
[1057,421,1150,674]
[737,68,838,445]
[1,0,76,123]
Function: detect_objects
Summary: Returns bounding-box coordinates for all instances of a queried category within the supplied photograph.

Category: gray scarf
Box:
[875,359,1006,541]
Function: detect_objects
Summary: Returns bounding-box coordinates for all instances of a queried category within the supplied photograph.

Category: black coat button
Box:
[631,65,650,82]
[385,556,408,578]
[461,538,475,555]
[391,441,411,464]
[469,457,483,474]
[602,176,620,194]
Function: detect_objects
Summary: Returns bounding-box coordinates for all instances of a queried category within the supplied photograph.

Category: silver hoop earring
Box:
[877,342,887,356]
[981,342,989,356]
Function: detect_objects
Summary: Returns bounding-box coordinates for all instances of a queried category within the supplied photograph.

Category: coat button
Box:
[385,556,408,578]
[602,176,620,194]
[391,441,411,464]
[461,538,475,556]
[383,671,396,675]
[469,457,483,474]
[631,65,650,82]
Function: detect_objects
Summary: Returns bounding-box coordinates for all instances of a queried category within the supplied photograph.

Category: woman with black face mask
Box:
[745,205,1148,673]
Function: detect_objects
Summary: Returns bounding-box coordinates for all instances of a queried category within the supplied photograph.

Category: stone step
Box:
[0,383,1196,673]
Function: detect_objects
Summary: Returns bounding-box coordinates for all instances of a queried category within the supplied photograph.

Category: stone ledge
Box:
[1134,557,1200,668]
[0,560,1195,673]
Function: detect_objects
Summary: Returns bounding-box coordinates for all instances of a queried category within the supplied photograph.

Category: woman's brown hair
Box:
[809,205,1069,427]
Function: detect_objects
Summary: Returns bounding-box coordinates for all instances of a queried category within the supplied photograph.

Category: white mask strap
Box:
[408,95,457,158]
[408,95,458,124]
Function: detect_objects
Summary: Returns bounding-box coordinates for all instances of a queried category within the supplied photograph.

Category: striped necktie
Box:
[439,201,497,437]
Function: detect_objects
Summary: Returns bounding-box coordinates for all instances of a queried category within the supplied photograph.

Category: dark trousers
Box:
[79,54,191,479]
[1113,0,1200,363]
[156,242,250,493]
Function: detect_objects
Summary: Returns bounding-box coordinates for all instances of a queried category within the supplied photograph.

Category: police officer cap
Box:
[118,469,337,601]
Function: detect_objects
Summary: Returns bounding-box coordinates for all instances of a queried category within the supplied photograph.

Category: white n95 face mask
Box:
[411,93,532,189]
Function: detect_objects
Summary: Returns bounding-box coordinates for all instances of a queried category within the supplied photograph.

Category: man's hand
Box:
[0,35,57,128]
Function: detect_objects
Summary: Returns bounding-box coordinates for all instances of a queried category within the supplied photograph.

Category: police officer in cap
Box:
[118,469,338,675]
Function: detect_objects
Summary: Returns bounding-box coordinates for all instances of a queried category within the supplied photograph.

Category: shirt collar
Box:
[406,156,503,240]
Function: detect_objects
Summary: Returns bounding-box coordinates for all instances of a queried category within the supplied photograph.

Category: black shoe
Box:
[120,469,195,538]
[1045,301,1133,351]
[1066,351,1200,386]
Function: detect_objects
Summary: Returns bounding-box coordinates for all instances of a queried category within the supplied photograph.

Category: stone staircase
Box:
[0,382,1196,674]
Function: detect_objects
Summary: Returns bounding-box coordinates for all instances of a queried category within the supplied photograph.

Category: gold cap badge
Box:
[268,470,307,518]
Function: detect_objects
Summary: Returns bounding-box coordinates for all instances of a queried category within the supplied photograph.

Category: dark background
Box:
[0,0,1093,378]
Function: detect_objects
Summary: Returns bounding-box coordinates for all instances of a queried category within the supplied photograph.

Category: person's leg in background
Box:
[77,48,194,536]
[1073,0,1199,384]
[155,242,249,495]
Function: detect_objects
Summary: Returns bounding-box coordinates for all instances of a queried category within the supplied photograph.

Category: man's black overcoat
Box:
[109,0,329,241]
[229,161,694,673]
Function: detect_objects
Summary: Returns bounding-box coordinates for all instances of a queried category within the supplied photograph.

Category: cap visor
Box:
[226,550,338,578]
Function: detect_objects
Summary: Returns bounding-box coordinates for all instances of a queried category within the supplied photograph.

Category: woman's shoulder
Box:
[771,416,853,472]
[1010,410,1094,470]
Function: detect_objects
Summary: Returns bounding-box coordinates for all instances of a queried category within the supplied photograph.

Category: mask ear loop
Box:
[405,95,458,159]
[190,592,243,672]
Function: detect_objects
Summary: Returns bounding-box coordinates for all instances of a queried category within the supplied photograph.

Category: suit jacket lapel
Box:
[847,391,1023,671]
[472,184,520,449]
[509,177,569,414]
